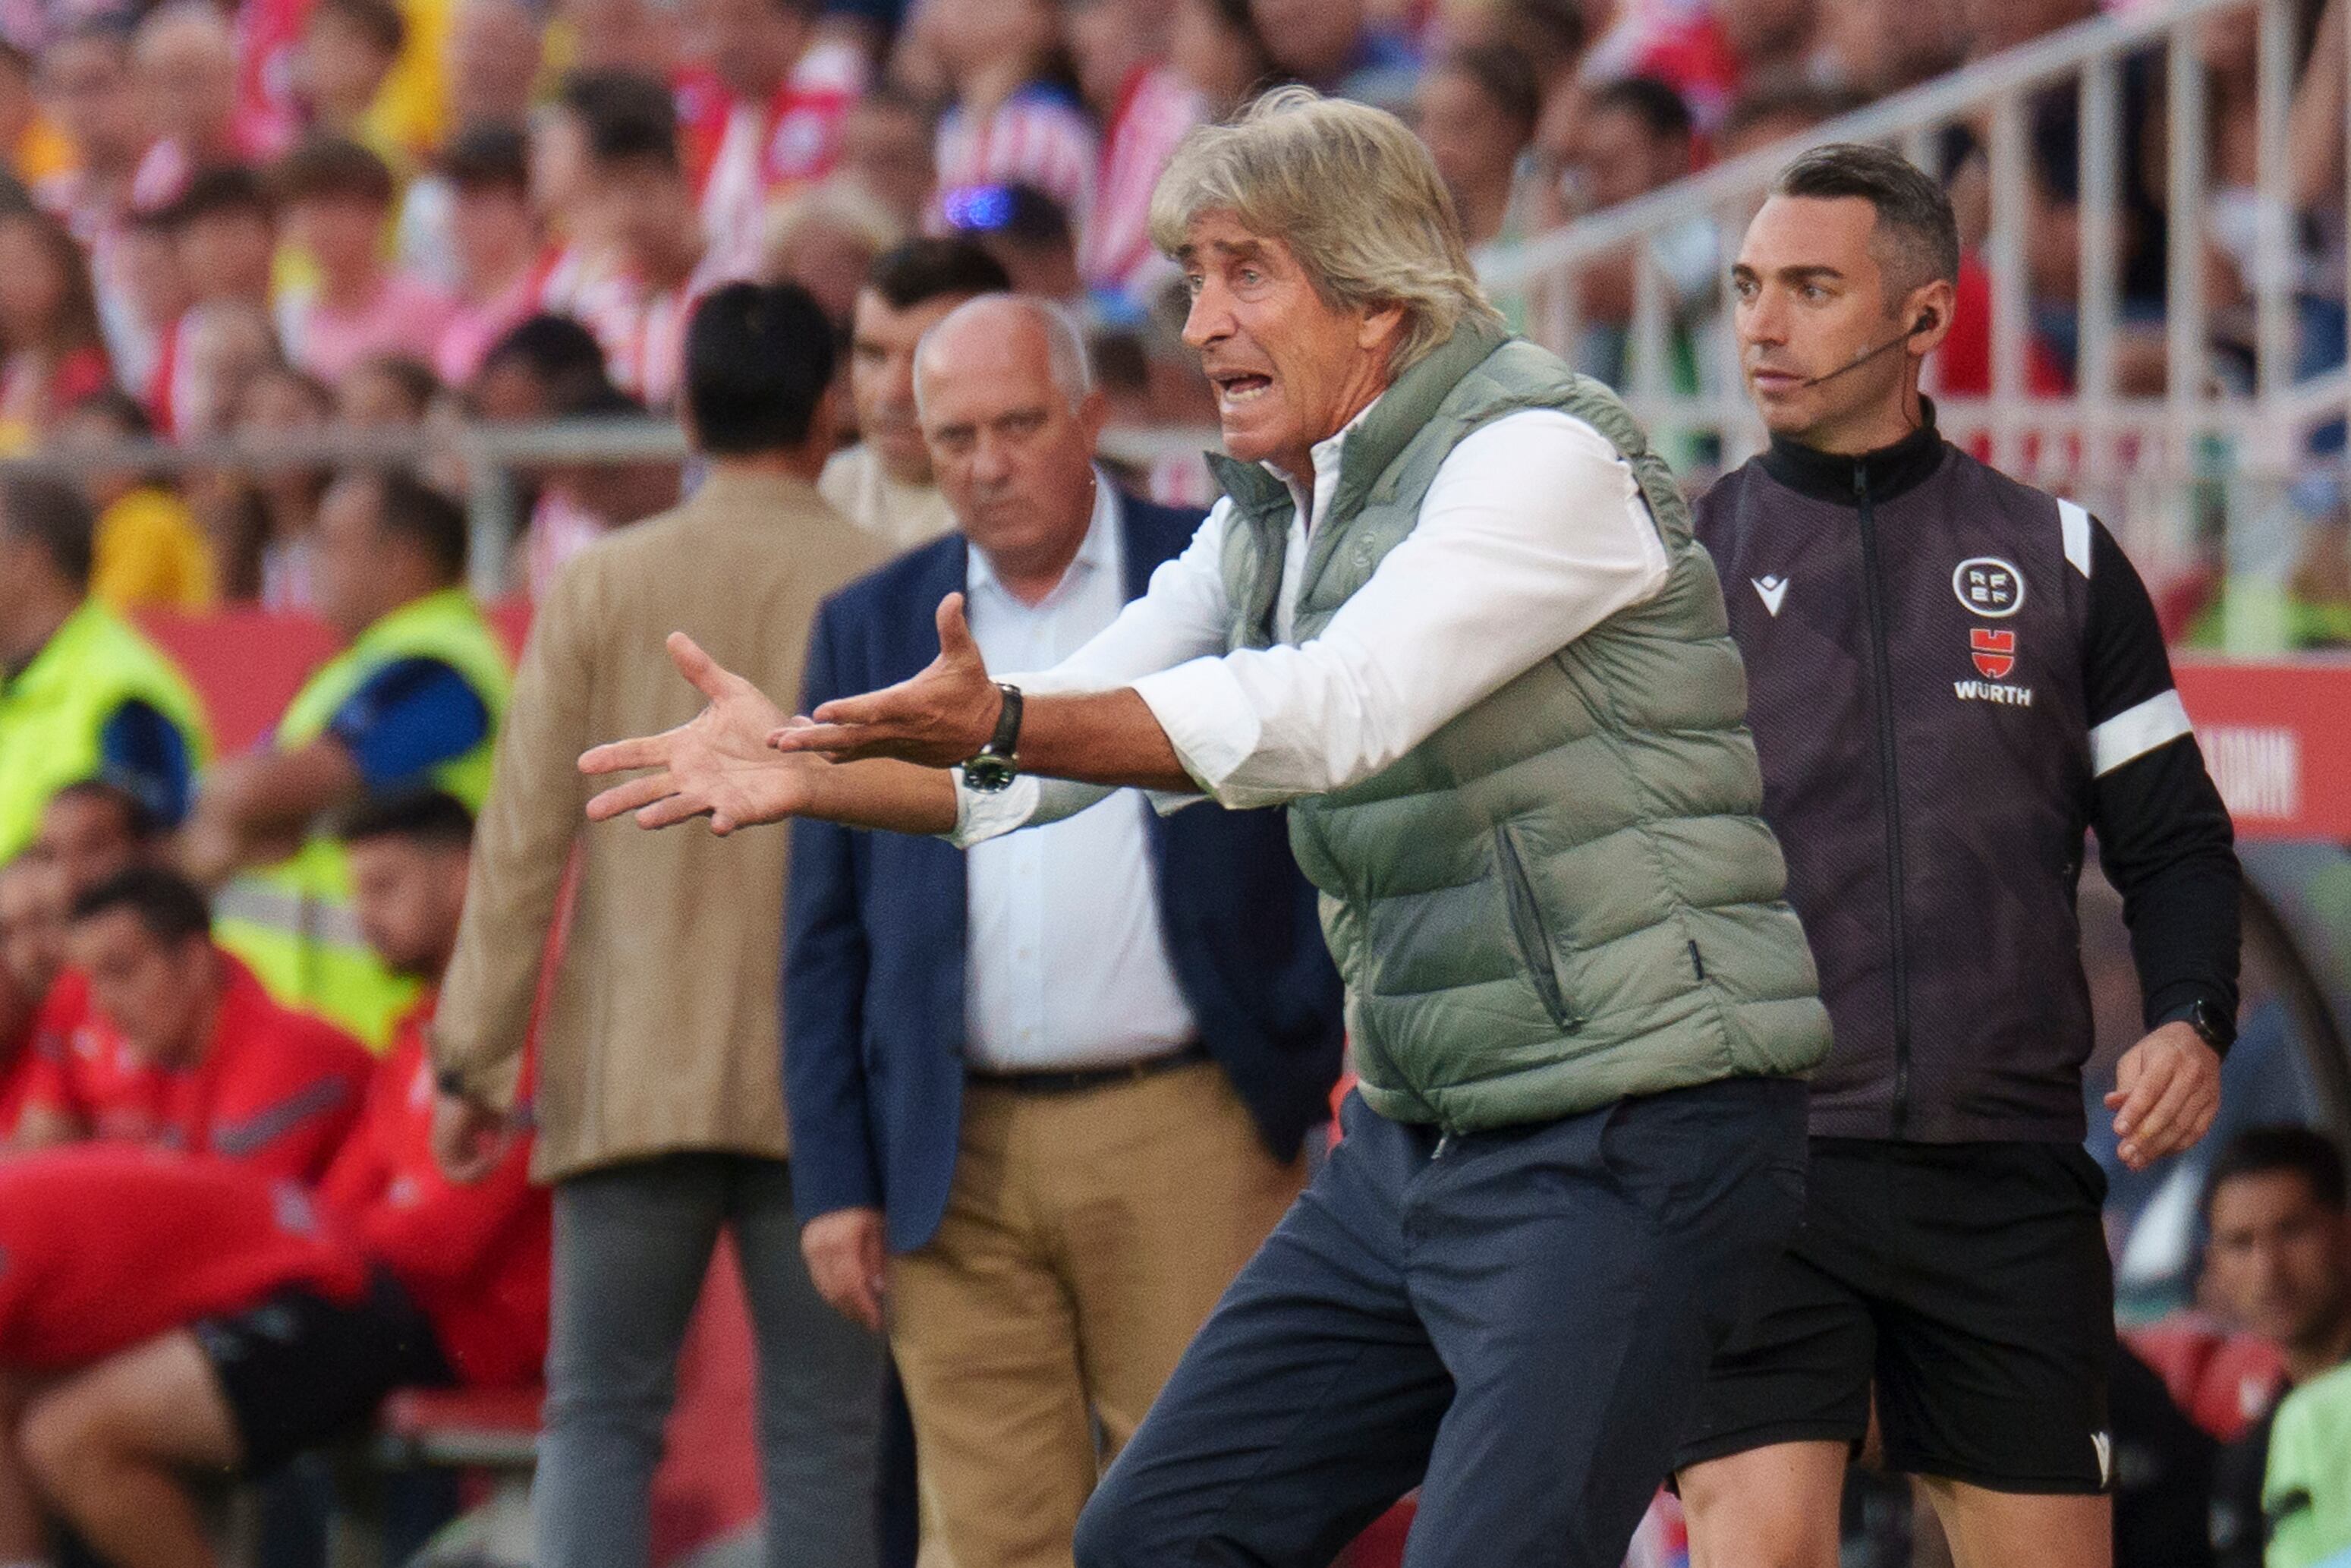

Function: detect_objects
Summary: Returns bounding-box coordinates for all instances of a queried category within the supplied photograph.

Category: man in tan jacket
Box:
[429,282,891,1568]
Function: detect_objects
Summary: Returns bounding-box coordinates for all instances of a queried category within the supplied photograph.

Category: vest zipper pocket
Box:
[1493,825,1582,1034]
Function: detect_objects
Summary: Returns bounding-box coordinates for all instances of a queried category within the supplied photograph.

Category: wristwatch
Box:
[960,683,1024,793]
[2161,997,2237,1055]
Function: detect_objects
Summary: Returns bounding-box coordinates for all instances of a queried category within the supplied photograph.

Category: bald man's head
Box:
[912,295,1108,597]
[913,294,1093,420]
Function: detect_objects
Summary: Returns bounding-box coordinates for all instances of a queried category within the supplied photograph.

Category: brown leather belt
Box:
[965,1043,1210,1096]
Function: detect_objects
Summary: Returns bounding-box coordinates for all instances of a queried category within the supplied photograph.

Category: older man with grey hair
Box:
[583,87,1830,1568]
[785,291,1342,1568]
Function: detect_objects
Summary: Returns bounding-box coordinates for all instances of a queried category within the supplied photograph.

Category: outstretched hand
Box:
[769,594,1000,769]
[580,632,818,833]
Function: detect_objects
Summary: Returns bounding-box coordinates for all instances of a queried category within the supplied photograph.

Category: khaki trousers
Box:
[886,1060,1307,1568]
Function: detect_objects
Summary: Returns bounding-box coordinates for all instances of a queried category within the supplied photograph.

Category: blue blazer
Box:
[783,494,1345,1252]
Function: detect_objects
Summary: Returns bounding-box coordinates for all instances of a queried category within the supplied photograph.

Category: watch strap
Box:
[982,682,1024,760]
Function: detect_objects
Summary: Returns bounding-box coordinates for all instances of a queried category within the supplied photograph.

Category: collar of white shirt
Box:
[965,467,1120,606]
[1264,395,1382,534]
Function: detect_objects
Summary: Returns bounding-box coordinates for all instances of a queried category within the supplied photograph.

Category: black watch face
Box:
[962,754,1018,792]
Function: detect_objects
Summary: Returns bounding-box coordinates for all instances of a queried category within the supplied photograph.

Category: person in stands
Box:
[8,790,549,1568]
[674,0,855,280]
[0,469,211,865]
[53,389,218,612]
[570,94,734,408]
[13,867,372,1179]
[272,135,455,386]
[184,468,511,1050]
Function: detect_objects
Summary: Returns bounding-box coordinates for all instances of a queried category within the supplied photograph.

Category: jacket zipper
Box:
[1494,824,1581,1033]
[1852,461,1913,1136]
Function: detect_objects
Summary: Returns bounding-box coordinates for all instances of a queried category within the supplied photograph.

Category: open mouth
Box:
[1210,370,1274,405]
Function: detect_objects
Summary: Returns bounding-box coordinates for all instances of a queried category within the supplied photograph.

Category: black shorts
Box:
[194,1265,452,1475]
[1674,1137,2116,1494]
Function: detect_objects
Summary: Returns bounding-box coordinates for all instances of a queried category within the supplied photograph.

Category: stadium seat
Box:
[2123,1317,2290,1443]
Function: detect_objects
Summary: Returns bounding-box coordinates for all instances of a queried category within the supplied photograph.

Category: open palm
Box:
[580,633,814,833]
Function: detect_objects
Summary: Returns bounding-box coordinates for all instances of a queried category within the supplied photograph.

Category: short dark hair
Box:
[2205,1125,2349,1218]
[70,865,212,943]
[561,68,679,170]
[47,778,160,842]
[0,467,96,586]
[440,122,530,195]
[156,164,274,229]
[1771,141,1962,294]
[559,67,677,133]
[1440,42,1542,134]
[684,282,833,455]
[584,108,680,172]
[275,134,397,207]
[1589,76,1692,144]
[868,237,1010,312]
[345,467,471,583]
[479,313,615,408]
[335,786,475,849]
[311,0,405,57]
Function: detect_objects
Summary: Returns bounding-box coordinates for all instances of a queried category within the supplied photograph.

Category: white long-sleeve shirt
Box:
[954,406,1673,844]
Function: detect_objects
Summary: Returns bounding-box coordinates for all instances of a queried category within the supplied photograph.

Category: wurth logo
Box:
[1955,680,2035,706]
[1969,628,2017,679]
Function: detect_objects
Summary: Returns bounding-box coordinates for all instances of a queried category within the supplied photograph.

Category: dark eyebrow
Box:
[1777,265,1846,285]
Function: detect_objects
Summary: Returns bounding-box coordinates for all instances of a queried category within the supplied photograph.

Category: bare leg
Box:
[1678,1440,1848,1568]
[0,1369,60,1561]
[18,1331,241,1568]
[1917,1478,2111,1568]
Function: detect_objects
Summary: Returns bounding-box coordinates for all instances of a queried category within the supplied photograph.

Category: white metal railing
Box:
[1475,0,2349,651]
[8,419,1221,600]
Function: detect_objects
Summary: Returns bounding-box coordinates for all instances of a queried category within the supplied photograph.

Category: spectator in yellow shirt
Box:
[52,390,216,612]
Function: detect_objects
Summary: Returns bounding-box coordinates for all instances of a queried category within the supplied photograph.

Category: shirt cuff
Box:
[946,772,1042,847]
[1130,656,1267,804]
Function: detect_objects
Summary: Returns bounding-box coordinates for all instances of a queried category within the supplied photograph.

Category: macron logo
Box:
[1955,679,2035,707]
[1752,575,1789,616]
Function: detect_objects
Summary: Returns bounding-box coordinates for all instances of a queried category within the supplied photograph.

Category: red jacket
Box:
[20,952,372,1182]
[0,1144,366,1371]
[316,1007,549,1388]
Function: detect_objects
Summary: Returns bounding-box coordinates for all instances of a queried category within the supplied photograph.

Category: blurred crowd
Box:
[0,0,2335,634]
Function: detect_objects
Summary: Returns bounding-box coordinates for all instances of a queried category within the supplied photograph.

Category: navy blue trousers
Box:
[1075,1075,1808,1568]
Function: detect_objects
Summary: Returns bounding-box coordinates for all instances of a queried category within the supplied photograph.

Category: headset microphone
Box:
[1792,311,1936,390]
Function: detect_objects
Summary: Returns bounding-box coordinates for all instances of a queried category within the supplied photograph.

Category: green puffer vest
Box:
[1210,323,1831,1132]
